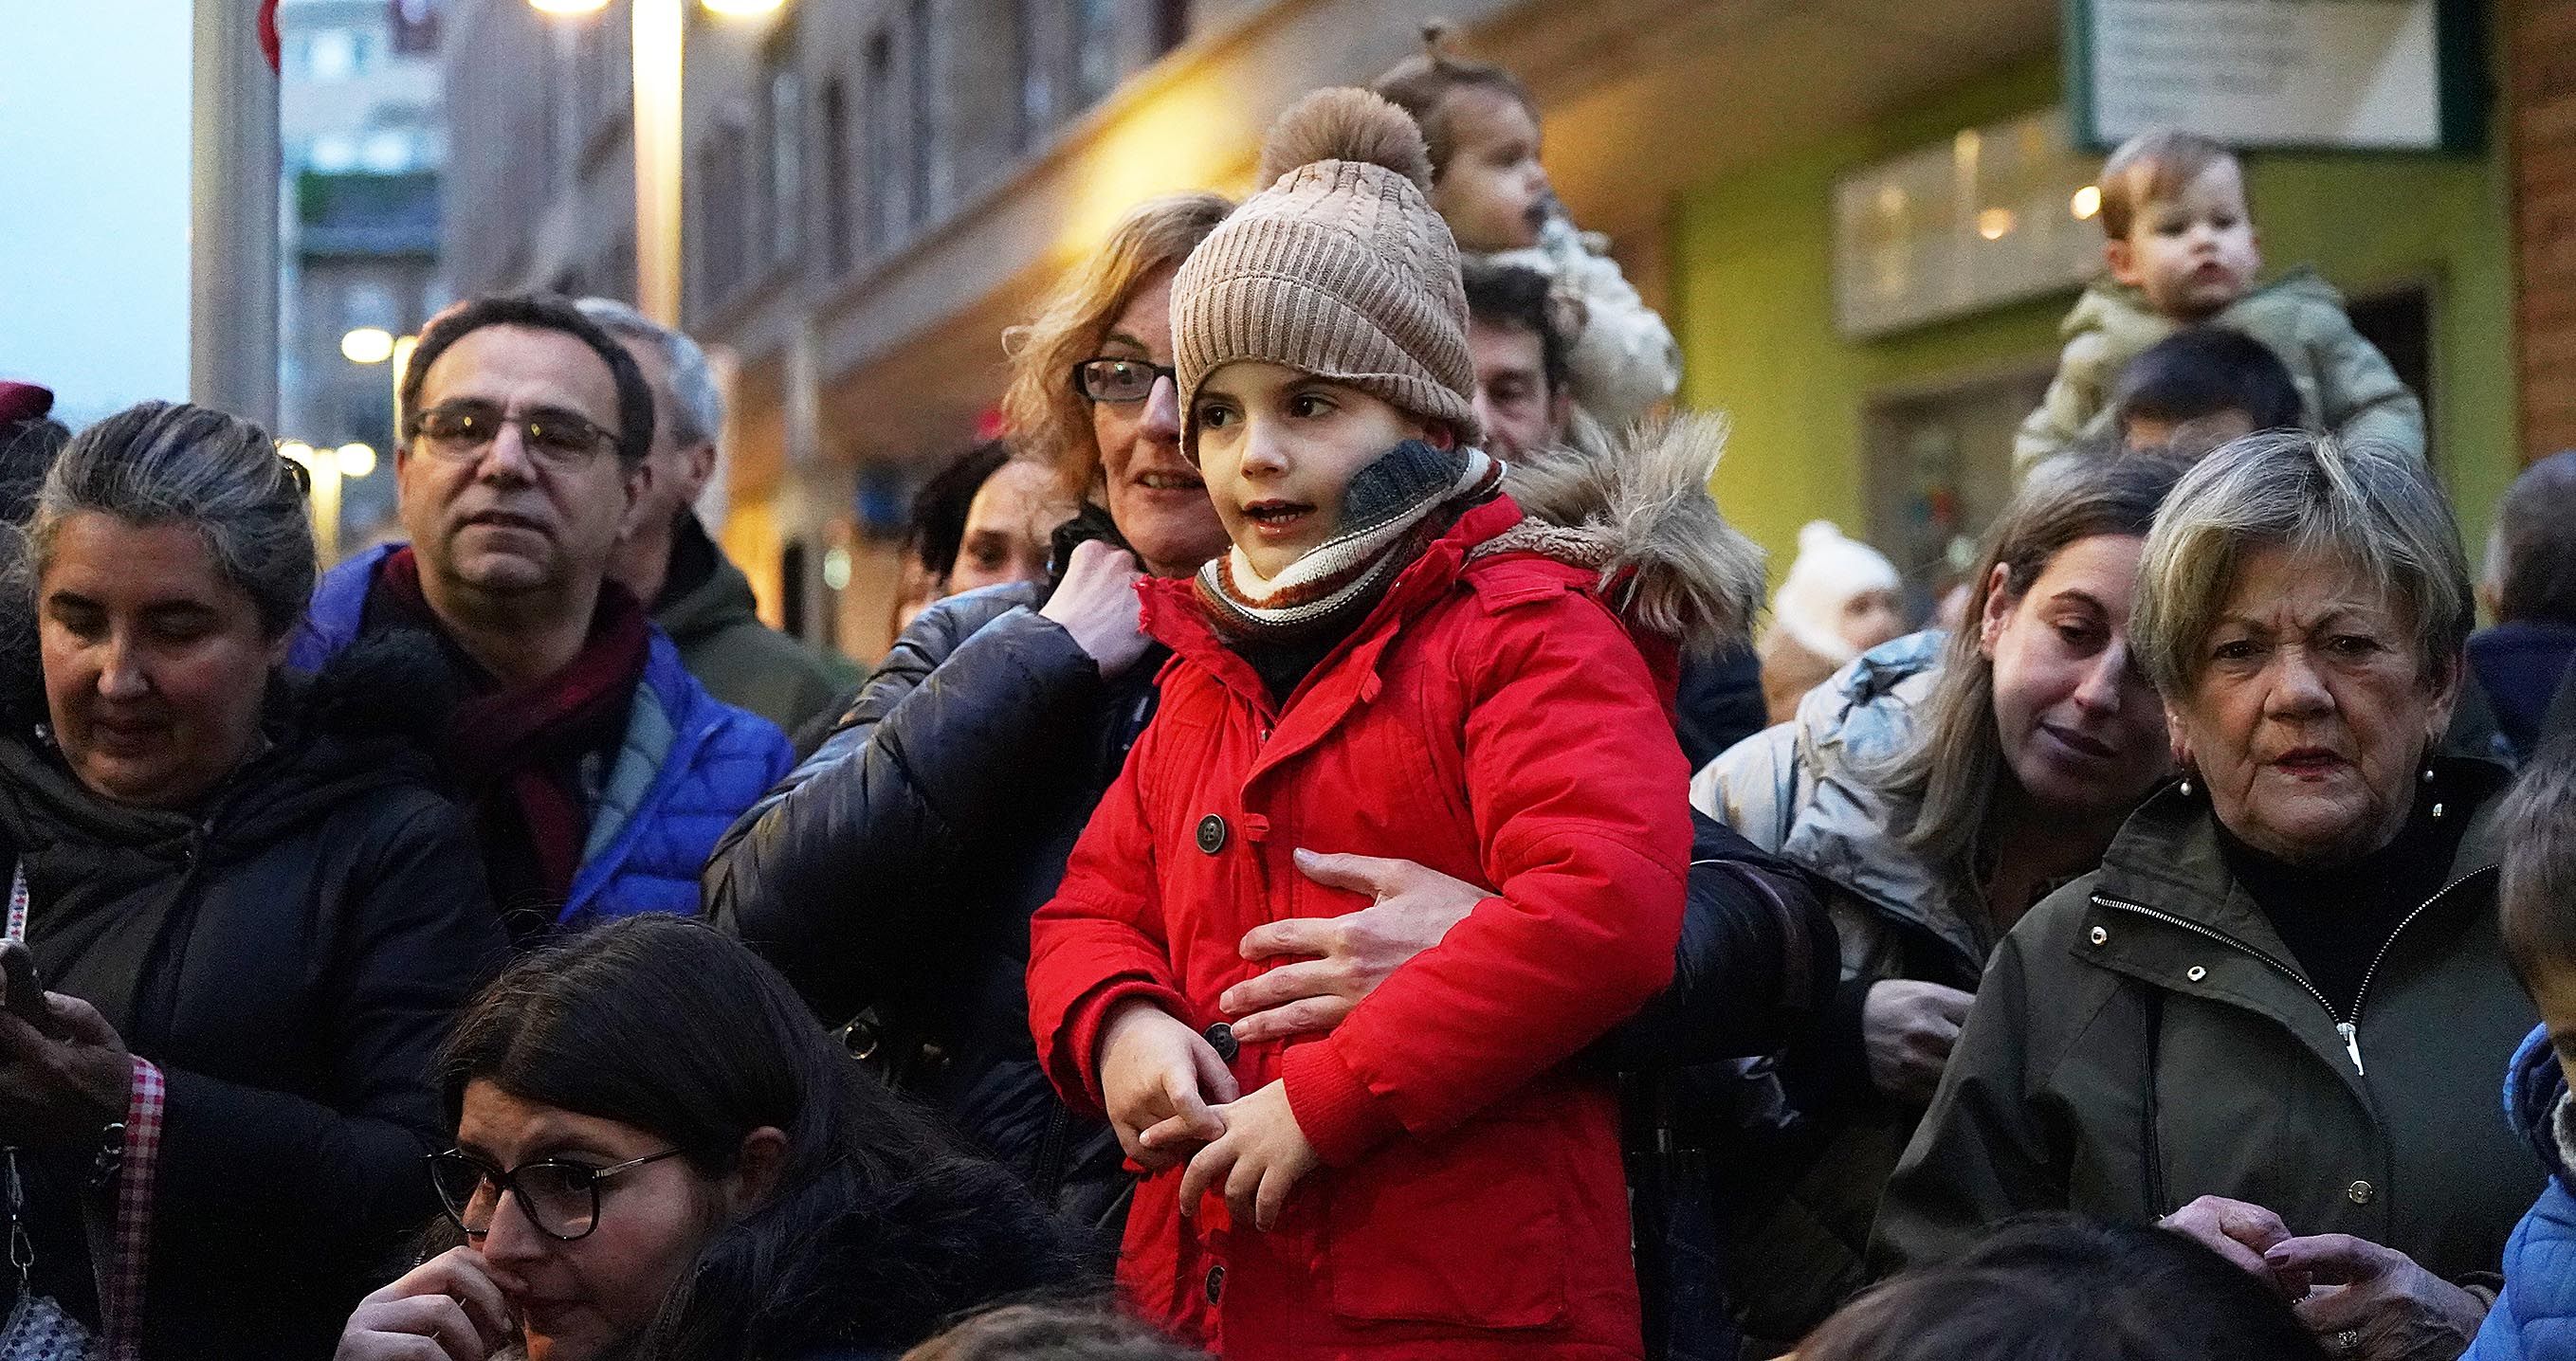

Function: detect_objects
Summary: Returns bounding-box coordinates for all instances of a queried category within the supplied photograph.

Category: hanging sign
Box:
[2066,0,2486,154]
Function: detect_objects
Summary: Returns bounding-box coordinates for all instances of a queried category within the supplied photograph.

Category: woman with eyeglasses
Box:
[334,914,1080,1361]
[705,192,1236,1249]
[0,402,507,1360]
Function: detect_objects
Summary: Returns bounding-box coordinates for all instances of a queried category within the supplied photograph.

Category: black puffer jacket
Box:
[710,582,1146,1243]
[0,637,508,1361]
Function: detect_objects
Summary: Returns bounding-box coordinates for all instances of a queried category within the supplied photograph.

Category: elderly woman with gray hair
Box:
[0,402,506,1360]
[1874,433,2534,1361]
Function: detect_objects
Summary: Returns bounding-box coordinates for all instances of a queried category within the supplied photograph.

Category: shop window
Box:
[1071,0,1115,110]
[904,0,938,228]
[821,78,853,273]
[765,44,803,271]
[863,30,898,252]
[1013,0,1051,152]
[1862,367,2055,620]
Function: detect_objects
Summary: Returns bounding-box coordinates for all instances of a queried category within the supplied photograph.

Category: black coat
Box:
[710,584,1143,1243]
[0,639,507,1361]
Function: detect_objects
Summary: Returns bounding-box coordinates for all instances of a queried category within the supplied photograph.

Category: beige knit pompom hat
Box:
[1174,87,1482,449]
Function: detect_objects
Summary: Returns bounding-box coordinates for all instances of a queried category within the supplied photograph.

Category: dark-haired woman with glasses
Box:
[334,915,1080,1361]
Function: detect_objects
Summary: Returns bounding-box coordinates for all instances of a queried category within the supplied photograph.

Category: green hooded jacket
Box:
[2013,267,2426,468]
[653,515,862,736]
[1873,758,2533,1288]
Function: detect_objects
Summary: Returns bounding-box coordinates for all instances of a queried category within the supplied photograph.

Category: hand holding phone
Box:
[0,942,69,1041]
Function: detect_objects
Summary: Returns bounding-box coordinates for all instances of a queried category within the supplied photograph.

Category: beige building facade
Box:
[443,0,2560,666]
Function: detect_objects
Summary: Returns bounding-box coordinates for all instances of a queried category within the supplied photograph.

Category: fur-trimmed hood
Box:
[1489,411,1766,658]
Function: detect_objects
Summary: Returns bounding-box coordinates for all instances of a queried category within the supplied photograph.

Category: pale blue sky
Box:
[0,0,194,429]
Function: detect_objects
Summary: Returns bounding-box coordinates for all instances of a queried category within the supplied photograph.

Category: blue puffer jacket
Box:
[2468,1025,2576,1361]
[289,544,792,925]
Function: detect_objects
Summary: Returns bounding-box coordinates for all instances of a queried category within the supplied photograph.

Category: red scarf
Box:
[375,548,650,903]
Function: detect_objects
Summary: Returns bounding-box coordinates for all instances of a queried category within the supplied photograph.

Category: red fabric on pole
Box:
[258,0,281,73]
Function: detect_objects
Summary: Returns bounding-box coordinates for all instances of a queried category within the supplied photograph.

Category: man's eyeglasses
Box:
[1070,357,1178,405]
[404,400,621,470]
[427,1147,685,1243]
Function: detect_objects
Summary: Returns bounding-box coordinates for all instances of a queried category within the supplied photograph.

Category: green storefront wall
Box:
[1671,51,2518,590]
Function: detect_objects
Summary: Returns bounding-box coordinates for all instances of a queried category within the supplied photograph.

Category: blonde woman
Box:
[705,192,1233,1249]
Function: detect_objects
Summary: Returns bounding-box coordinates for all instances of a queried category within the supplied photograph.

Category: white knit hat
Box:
[1770,519,1900,663]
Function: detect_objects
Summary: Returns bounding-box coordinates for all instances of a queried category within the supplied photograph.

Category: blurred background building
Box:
[278,0,447,553]
[416,0,2570,666]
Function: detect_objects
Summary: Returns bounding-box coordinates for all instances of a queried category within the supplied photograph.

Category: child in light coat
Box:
[2013,128,2423,470]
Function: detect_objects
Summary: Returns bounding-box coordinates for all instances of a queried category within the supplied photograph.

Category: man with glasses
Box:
[289,293,792,942]
[574,298,861,735]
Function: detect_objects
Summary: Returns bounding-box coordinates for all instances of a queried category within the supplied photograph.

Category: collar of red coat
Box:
[1140,495,1535,714]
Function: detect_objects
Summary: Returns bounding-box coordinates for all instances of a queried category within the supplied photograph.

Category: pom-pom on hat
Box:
[1771,519,1901,663]
[1173,87,1482,449]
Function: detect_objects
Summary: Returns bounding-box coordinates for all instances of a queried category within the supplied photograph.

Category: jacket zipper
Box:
[2093,868,2484,1079]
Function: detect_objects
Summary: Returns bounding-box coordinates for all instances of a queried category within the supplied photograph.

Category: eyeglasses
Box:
[404,400,622,470]
[427,1147,685,1243]
[1070,356,1178,405]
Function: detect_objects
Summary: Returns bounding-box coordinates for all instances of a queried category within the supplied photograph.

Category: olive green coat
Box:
[655,524,862,736]
[2012,267,2426,468]
[1873,759,2535,1285]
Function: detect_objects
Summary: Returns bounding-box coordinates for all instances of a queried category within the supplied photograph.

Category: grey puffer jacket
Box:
[1685,630,1993,1350]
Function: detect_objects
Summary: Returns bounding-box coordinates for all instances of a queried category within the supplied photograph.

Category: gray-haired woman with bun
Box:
[0,402,505,1360]
[1876,432,2534,1361]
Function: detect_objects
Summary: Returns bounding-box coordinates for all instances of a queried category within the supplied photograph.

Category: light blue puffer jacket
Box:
[2468,1024,2576,1360]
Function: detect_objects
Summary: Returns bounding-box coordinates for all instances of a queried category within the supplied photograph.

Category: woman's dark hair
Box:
[1800,1215,2329,1361]
[1870,447,2191,878]
[439,915,1080,1360]
[902,1301,1207,1361]
[905,441,1014,579]
[24,401,315,639]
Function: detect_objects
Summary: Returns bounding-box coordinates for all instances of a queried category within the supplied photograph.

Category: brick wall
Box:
[2515,0,2576,460]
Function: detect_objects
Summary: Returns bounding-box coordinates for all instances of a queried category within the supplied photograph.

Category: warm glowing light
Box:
[340,327,395,364]
[528,0,608,12]
[822,546,853,591]
[1976,208,2016,241]
[337,444,377,479]
[278,441,316,465]
[2071,184,2102,221]
[699,0,782,12]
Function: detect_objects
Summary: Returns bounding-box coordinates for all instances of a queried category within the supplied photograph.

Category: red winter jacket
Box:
[1026,497,1689,1360]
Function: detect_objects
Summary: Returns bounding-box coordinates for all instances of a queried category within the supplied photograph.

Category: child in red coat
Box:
[1025,88,1762,1361]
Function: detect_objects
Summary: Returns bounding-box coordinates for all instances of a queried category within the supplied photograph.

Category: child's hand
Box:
[1097,999,1237,1171]
[1178,1080,1320,1231]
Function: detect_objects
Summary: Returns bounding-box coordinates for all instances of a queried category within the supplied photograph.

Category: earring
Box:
[2421,766,2436,784]
[2178,775,2195,798]
[2424,762,2443,819]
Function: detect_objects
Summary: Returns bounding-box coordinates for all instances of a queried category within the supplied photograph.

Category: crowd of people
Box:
[1,25,2573,1361]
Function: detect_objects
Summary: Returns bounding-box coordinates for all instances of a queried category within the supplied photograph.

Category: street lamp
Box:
[530,0,786,325]
[280,440,381,563]
[340,327,395,364]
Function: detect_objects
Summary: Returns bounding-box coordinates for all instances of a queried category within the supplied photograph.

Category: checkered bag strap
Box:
[9,865,162,1361]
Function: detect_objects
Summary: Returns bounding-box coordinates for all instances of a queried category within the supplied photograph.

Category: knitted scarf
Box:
[1196,440,1502,643]
[372,547,649,909]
